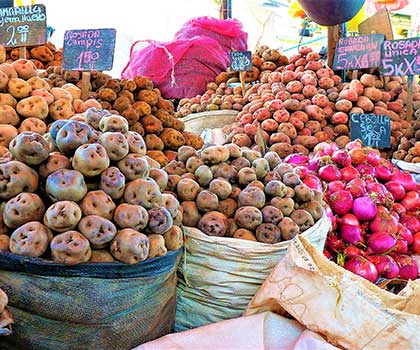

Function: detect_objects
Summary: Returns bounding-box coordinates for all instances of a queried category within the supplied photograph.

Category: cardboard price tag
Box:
[350,113,391,148]
[62,28,116,71]
[230,51,252,72]
[0,4,46,47]
[333,34,384,70]
[380,38,420,77]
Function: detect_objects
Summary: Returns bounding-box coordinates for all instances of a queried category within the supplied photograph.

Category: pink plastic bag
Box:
[175,16,248,52]
[121,37,230,99]
[365,0,410,15]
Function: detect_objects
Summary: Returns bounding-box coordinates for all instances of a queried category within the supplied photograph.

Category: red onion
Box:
[357,164,376,177]
[385,181,406,201]
[307,158,321,172]
[345,139,363,151]
[368,232,397,254]
[376,164,394,182]
[323,249,333,260]
[366,150,381,166]
[400,214,420,234]
[340,224,363,244]
[369,206,399,235]
[352,196,377,221]
[394,238,408,254]
[319,164,341,182]
[340,166,360,182]
[327,234,344,252]
[314,142,337,156]
[340,213,360,227]
[326,181,345,196]
[368,255,399,279]
[392,203,406,216]
[294,166,310,179]
[412,232,420,254]
[284,153,309,166]
[329,190,353,215]
[392,254,419,280]
[398,225,413,245]
[344,245,363,259]
[366,182,388,197]
[303,174,323,192]
[391,172,417,192]
[345,180,367,199]
[344,256,378,283]
[331,149,351,167]
[401,191,420,212]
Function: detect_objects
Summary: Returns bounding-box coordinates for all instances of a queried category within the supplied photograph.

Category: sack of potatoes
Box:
[163,144,324,243]
[0,108,184,265]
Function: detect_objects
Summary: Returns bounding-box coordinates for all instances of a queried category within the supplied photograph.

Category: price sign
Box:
[380,38,420,76]
[350,113,391,148]
[0,5,46,47]
[62,28,116,71]
[230,51,252,72]
[333,34,384,70]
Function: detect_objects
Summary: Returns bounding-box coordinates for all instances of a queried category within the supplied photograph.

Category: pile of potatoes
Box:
[2,43,62,69]
[393,119,420,163]
[227,46,417,158]
[43,67,204,166]
[0,109,184,265]
[163,144,323,243]
[176,46,289,116]
[0,288,12,336]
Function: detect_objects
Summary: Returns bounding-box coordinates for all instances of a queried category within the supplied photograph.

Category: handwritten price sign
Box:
[230,51,253,72]
[350,113,391,148]
[0,5,46,47]
[333,34,384,70]
[62,28,116,71]
[380,38,420,76]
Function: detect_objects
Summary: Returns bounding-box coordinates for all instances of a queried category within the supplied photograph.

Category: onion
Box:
[345,139,363,151]
[331,149,351,167]
[340,213,360,227]
[368,255,399,279]
[284,153,309,166]
[319,164,341,182]
[401,214,420,234]
[401,191,420,212]
[344,245,363,259]
[369,206,399,235]
[392,203,406,216]
[392,254,419,280]
[329,190,353,215]
[385,181,406,201]
[368,232,397,254]
[294,166,310,179]
[340,166,360,182]
[398,225,413,245]
[412,232,420,254]
[366,150,381,166]
[340,224,363,244]
[352,196,377,221]
[327,234,344,252]
[302,174,323,192]
[391,172,417,192]
[313,142,338,156]
[326,181,345,196]
[394,238,408,254]
[366,182,388,197]
[344,256,378,283]
[376,164,394,182]
[345,180,367,199]
[323,249,333,260]
[357,164,376,177]
[307,158,321,172]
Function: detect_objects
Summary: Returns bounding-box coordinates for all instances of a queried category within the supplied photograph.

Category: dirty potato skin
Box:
[198,211,227,237]
[45,169,87,202]
[9,221,52,257]
[50,231,91,265]
[113,203,149,231]
[110,228,150,264]
[78,215,117,249]
[100,166,126,200]
[79,190,116,220]
[0,160,38,200]
[3,192,45,229]
[43,200,82,232]
[148,207,173,234]
[9,131,50,165]
[148,234,167,258]
[234,206,263,231]
[163,225,183,250]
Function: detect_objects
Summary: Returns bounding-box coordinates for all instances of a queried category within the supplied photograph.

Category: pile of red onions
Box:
[285,140,420,283]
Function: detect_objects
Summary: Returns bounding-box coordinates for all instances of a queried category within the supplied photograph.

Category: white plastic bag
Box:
[175,212,331,331]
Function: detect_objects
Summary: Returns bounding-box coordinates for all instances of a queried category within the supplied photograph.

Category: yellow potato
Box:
[18,117,47,134]
[50,87,73,101]
[0,124,17,147]
[8,78,32,99]
[49,98,74,120]
[0,70,8,90]
[0,93,17,108]
[0,63,17,79]
[31,88,54,105]
[62,83,81,100]
[73,99,87,113]
[11,59,37,79]
[0,45,5,64]
[0,105,19,125]
[27,76,51,91]
[17,96,49,119]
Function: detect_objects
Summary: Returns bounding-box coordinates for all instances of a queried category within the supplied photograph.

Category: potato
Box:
[125,131,146,155]
[51,87,73,101]
[12,59,37,79]
[9,131,49,165]
[198,211,227,237]
[117,153,149,181]
[177,178,200,201]
[0,105,19,126]
[0,234,9,251]
[49,98,74,120]
[99,114,128,133]
[10,221,51,257]
[90,249,115,262]
[39,152,71,178]
[0,93,17,108]
[234,206,263,230]
[0,63,17,79]
[256,223,281,243]
[46,169,87,202]
[84,107,109,129]
[51,231,91,264]
[3,192,45,229]
[148,207,173,234]
[113,203,148,231]
[44,201,82,232]
[8,78,31,99]
[196,190,219,212]
[27,76,50,91]
[147,234,167,258]
[18,118,47,134]
[72,143,110,177]
[56,121,92,154]
[138,89,159,105]
[279,217,300,240]
[0,145,12,164]
[79,190,116,220]
[124,178,162,208]
[163,225,183,251]
[16,95,49,120]
[233,228,257,241]
[100,166,125,200]
[181,201,201,227]
[201,146,230,164]
[149,168,168,192]
[62,83,81,100]
[110,228,149,264]
[78,215,117,249]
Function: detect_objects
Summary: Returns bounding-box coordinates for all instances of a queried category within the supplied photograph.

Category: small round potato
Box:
[0,63,17,80]
[148,234,167,258]
[198,211,227,237]
[3,193,45,229]
[123,178,162,208]
[100,166,126,200]
[72,143,110,177]
[84,107,110,129]
[162,193,179,218]
[44,201,82,232]
[50,87,73,101]
[9,132,50,165]
[209,178,232,200]
[125,131,146,155]
[163,225,183,251]
[114,203,149,231]
[90,249,115,262]
[98,132,129,161]
[0,160,38,200]
[148,207,173,234]
[49,119,69,140]
[45,169,87,202]
[99,114,129,133]
[0,105,19,126]
[18,118,47,134]
[234,206,263,230]
[27,76,51,91]
[12,59,37,80]
[39,152,71,178]
[0,124,17,148]
[31,88,54,105]
[181,201,201,227]
[49,98,74,120]
[8,78,32,99]
[149,168,168,192]
[55,121,92,154]
[0,70,8,90]
[110,228,149,264]
[50,231,91,265]
[62,83,81,100]
[196,190,219,212]
[78,215,117,249]
[0,145,12,164]
[117,153,149,181]
[0,93,17,108]
[9,221,52,257]
[79,190,116,220]
[16,96,49,120]
[176,178,200,201]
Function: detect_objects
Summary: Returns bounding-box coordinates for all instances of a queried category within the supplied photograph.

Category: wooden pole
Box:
[239,71,246,97]
[327,25,339,68]
[80,71,90,101]
[407,75,414,122]
[19,46,26,59]
[352,70,358,80]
